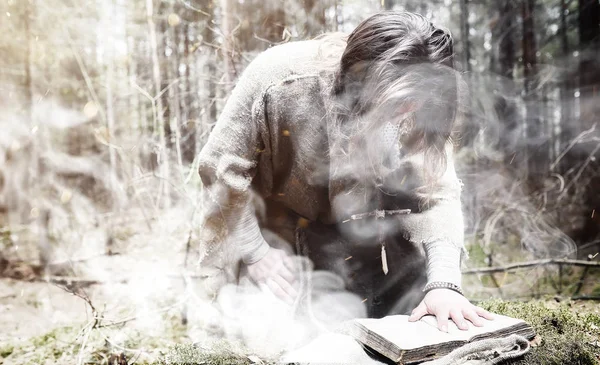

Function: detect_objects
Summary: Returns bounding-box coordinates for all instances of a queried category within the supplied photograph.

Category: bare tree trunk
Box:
[146,0,171,208]
[124,1,140,136]
[23,0,34,124]
[105,1,117,190]
[38,210,51,274]
[24,0,49,270]
[493,0,518,161]
[140,30,150,134]
[304,0,327,37]
[521,0,537,85]
[181,22,195,163]
[521,0,542,178]
[382,0,395,10]
[458,0,477,147]
[558,0,572,169]
[262,4,286,46]
[127,34,141,134]
[221,0,235,92]
[578,0,600,130]
[459,0,471,73]
[202,2,218,148]
[575,0,600,246]
[497,1,515,79]
[171,20,183,168]
[335,0,343,31]
[160,12,173,149]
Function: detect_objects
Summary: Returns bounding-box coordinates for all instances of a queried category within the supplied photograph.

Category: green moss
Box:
[161,341,276,365]
[0,344,14,358]
[0,228,13,250]
[6,301,599,364]
[466,243,487,267]
[22,326,83,361]
[592,281,600,296]
[162,300,600,365]
[480,299,600,365]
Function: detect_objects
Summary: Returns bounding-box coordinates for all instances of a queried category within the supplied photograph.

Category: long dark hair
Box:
[329,11,462,189]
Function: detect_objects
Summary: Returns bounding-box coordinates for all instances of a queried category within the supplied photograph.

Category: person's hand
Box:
[247,247,299,304]
[408,289,494,332]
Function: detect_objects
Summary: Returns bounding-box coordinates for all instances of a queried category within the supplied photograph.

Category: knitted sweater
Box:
[197,37,465,287]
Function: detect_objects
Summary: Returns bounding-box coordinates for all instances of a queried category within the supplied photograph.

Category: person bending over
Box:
[198,10,493,331]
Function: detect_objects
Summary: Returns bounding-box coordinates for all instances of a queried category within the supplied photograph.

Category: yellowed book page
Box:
[355,314,524,350]
[419,313,524,338]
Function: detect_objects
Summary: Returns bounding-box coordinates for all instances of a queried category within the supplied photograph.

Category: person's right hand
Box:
[247,247,299,304]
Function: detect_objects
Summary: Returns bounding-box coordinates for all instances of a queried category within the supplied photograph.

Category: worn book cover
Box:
[349,314,536,364]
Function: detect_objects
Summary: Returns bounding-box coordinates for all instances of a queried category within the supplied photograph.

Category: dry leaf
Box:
[83,101,99,118]
[529,335,542,347]
[248,355,264,364]
[30,207,39,219]
[60,190,72,204]
[168,13,181,27]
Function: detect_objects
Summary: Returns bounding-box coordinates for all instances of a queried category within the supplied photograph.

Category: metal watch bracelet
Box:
[423,281,464,296]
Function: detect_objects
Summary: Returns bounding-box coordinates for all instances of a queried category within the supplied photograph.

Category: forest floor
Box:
[0,213,599,364]
[0,215,217,365]
[0,269,195,364]
[1,272,599,364]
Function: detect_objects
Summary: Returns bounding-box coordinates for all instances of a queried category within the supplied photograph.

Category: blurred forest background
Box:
[0,0,600,362]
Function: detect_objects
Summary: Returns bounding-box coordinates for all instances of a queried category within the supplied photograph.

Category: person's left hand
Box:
[408,289,494,332]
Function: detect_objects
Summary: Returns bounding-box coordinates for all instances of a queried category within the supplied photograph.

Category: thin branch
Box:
[471,294,600,302]
[97,295,188,328]
[46,253,119,271]
[77,322,94,365]
[558,142,600,201]
[550,124,597,171]
[40,272,211,288]
[570,295,600,301]
[63,26,107,126]
[462,259,600,275]
[52,280,102,365]
[48,276,128,287]
[178,0,211,16]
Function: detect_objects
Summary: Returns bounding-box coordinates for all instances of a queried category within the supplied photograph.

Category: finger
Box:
[267,260,289,278]
[408,302,428,322]
[283,256,298,273]
[436,309,450,332]
[265,278,293,304]
[247,266,268,284]
[463,308,484,327]
[277,264,297,285]
[450,309,469,330]
[474,306,495,320]
[272,273,299,300]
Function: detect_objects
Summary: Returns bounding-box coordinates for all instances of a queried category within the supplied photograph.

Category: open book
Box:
[349,314,535,364]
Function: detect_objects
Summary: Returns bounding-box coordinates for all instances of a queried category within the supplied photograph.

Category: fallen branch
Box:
[48,276,129,287]
[43,272,210,288]
[570,295,600,301]
[462,259,600,275]
[24,259,600,286]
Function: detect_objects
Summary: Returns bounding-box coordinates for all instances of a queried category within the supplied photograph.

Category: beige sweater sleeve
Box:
[197,53,275,265]
[395,143,465,288]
